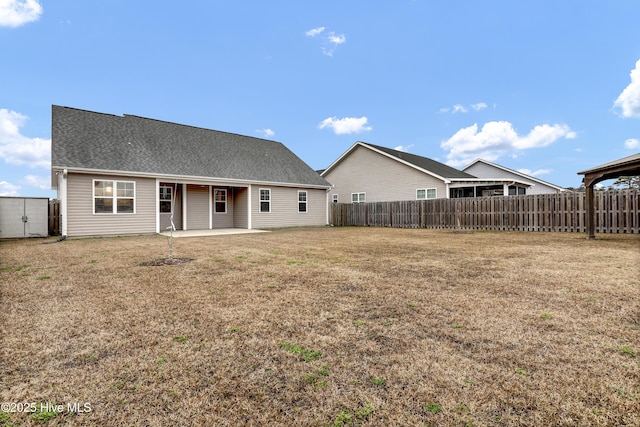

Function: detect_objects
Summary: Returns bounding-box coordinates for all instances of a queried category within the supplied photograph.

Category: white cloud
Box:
[318,116,372,135]
[614,59,640,118]
[518,168,552,177]
[327,32,346,45]
[305,27,325,37]
[0,180,20,196]
[0,108,51,169]
[513,124,576,149]
[394,144,414,152]
[624,138,640,150]
[441,102,488,114]
[22,174,50,189]
[441,121,575,166]
[0,0,42,27]
[471,102,488,111]
[306,26,345,57]
[256,128,275,138]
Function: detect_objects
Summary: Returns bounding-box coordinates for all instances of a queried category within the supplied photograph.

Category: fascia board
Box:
[52,166,331,190]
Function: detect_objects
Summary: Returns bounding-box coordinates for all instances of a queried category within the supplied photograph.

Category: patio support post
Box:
[585,183,596,239]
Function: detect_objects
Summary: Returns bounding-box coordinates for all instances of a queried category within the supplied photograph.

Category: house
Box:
[51,106,331,238]
[320,141,533,203]
[462,159,566,195]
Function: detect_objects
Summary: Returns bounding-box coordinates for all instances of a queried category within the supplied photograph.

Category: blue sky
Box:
[1,0,639,198]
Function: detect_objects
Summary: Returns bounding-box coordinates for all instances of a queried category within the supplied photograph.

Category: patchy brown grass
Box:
[1,228,639,426]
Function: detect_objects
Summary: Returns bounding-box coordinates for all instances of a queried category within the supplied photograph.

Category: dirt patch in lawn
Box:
[1,228,639,426]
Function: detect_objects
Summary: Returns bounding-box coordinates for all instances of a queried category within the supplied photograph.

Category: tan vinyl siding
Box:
[324,145,447,202]
[250,185,326,229]
[186,185,210,230]
[66,173,156,237]
[233,187,249,228]
[212,187,234,228]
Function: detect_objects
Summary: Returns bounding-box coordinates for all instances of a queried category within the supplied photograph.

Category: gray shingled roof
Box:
[363,143,476,179]
[51,106,330,187]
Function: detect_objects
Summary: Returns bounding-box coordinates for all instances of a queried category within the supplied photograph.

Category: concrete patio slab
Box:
[159,228,270,238]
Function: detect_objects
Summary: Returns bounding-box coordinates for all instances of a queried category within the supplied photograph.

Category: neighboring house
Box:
[51,106,331,238]
[321,142,534,203]
[462,159,566,195]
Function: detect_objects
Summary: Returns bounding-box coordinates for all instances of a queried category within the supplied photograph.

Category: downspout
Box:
[155,179,160,233]
[60,169,68,238]
[182,183,188,230]
[209,186,213,230]
[326,186,333,225]
[247,185,252,229]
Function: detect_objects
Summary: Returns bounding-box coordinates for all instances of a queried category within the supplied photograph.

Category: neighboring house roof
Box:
[51,105,330,188]
[462,158,566,191]
[321,141,475,182]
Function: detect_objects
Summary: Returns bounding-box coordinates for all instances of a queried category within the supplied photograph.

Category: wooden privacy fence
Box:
[329,190,640,233]
[49,199,60,236]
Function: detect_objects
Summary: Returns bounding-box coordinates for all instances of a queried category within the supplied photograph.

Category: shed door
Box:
[0,198,48,238]
[0,198,27,238]
[24,199,49,237]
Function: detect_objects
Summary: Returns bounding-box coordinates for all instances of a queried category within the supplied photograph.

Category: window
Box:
[351,192,365,203]
[332,194,338,203]
[214,189,227,213]
[298,191,307,213]
[94,180,135,214]
[159,186,172,213]
[259,188,271,213]
[416,188,437,200]
[508,185,526,196]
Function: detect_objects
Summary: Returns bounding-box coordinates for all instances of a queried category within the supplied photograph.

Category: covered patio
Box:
[578,152,640,238]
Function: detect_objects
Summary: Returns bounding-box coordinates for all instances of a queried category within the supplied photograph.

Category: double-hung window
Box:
[259,188,271,213]
[298,191,307,213]
[159,186,172,213]
[351,192,365,203]
[416,188,437,200]
[94,180,135,214]
[214,189,227,213]
[332,194,338,203]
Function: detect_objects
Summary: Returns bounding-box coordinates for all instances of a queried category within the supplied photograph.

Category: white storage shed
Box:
[0,197,49,238]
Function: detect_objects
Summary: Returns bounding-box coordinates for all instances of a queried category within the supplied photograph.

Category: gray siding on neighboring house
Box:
[233,187,249,229]
[66,173,156,237]
[250,185,326,229]
[464,162,563,194]
[185,185,210,230]
[212,187,234,228]
[324,145,447,202]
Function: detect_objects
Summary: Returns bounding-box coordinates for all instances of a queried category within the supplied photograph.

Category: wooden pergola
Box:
[577,153,640,238]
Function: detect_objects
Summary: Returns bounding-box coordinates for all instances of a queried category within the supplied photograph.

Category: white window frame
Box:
[93,179,136,214]
[159,185,173,213]
[417,188,437,200]
[259,188,271,213]
[214,189,227,214]
[332,194,338,203]
[298,190,308,213]
[351,192,366,203]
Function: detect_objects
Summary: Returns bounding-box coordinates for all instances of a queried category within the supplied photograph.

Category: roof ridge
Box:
[53,105,120,118]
